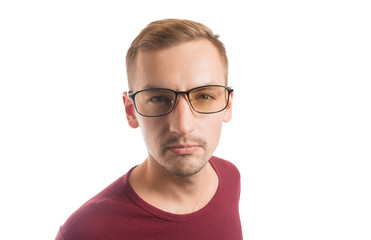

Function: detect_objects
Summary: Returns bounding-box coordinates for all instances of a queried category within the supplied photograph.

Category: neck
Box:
[129,155,218,214]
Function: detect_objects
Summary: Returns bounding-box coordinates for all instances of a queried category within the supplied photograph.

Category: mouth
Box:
[166,144,201,155]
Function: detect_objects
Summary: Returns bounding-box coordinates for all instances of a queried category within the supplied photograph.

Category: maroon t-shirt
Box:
[56,156,242,240]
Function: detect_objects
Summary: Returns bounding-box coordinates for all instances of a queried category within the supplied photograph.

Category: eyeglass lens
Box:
[133,86,230,117]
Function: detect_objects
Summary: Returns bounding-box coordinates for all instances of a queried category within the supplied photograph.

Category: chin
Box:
[162,154,209,177]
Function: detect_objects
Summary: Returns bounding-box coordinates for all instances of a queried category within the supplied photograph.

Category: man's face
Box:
[124,39,233,177]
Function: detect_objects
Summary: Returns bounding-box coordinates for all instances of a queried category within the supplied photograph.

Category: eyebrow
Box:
[137,82,220,91]
[141,84,164,90]
[129,84,157,94]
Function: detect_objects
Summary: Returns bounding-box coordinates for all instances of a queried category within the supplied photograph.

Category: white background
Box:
[1,0,370,239]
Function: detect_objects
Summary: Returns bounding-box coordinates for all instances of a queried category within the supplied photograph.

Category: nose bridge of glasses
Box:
[173,91,193,110]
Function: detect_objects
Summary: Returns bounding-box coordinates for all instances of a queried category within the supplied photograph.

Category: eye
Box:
[148,95,172,103]
[195,94,215,100]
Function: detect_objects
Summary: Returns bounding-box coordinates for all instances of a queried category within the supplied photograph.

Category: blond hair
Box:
[126,19,228,89]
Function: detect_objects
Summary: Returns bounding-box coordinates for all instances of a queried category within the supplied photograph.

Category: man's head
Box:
[126,19,228,91]
[123,19,233,177]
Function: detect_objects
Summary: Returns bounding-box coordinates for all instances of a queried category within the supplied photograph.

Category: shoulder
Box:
[210,156,241,202]
[210,156,241,190]
[210,156,240,178]
[57,173,132,239]
[58,199,120,239]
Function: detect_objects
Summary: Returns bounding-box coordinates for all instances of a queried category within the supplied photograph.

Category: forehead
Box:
[131,40,226,92]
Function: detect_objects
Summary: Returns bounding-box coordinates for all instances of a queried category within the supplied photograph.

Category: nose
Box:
[168,94,196,136]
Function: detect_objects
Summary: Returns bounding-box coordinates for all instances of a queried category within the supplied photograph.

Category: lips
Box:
[162,136,206,155]
[166,144,200,155]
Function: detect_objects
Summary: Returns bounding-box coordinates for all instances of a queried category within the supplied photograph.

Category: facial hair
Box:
[159,136,209,177]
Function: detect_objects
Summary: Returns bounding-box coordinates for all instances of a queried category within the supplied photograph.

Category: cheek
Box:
[199,115,224,148]
[137,117,166,151]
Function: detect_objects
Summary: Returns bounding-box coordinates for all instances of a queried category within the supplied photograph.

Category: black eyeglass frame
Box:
[128,85,234,117]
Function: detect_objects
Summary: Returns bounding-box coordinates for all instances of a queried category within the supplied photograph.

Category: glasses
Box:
[128,85,233,117]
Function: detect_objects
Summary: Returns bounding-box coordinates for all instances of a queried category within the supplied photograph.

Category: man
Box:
[56,19,242,240]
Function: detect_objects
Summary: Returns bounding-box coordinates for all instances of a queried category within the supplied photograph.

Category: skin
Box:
[122,39,233,214]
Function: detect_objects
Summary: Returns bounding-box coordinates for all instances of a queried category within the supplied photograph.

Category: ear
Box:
[223,91,233,122]
[122,92,139,128]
